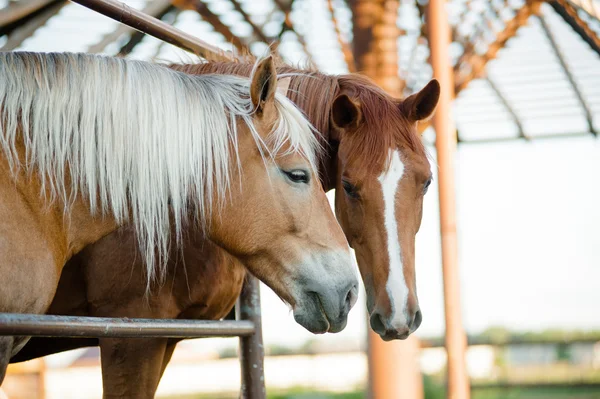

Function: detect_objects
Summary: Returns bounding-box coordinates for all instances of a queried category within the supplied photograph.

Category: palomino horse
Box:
[0,52,358,383]
[12,59,440,397]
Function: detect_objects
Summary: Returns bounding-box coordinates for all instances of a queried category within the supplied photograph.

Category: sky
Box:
[8,0,600,352]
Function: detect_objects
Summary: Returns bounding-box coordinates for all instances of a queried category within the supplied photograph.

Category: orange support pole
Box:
[427,1,470,398]
[368,332,423,399]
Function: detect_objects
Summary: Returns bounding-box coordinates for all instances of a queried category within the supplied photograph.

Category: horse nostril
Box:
[345,290,352,307]
[370,312,386,334]
[410,309,423,331]
[345,284,357,308]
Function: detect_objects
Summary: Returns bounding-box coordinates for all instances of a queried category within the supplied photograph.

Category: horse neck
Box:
[172,62,340,190]
[0,144,120,267]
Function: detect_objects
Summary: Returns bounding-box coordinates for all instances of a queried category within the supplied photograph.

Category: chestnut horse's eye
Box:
[283,169,310,184]
[423,177,433,194]
[342,180,360,199]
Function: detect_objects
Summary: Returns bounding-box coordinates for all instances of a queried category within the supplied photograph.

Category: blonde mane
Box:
[0,51,319,286]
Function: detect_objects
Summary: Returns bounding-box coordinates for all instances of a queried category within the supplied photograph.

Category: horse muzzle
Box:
[293,281,358,334]
[369,306,422,341]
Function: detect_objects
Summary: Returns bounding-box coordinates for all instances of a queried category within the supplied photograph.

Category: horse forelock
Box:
[336,74,427,176]
[0,51,317,290]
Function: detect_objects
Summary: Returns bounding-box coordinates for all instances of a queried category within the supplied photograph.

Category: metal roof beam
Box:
[87,0,171,54]
[180,0,246,52]
[270,0,315,67]
[276,23,316,68]
[228,0,270,43]
[539,12,597,135]
[565,0,600,20]
[272,0,299,40]
[455,131,592,144]
[485,76,528,139]
[0,0,63,36]
[327,0,356,72]
[1,0,64,50]
[272,0,294,15]
[403,3,427,94]
[454,1,541,94]
[549,0,600,56]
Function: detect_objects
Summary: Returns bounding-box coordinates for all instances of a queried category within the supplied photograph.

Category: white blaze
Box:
[377,149,409,326]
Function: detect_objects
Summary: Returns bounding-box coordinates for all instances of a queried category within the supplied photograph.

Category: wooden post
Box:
[427,1,470,398]
[352,1,423,398]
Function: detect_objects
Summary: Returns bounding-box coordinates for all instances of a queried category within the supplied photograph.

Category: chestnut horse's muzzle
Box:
[370,306,422,341]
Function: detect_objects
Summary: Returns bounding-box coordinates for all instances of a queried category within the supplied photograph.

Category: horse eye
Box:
[423,177,433,194]
[283,169,310,184]
[342,180,360,199]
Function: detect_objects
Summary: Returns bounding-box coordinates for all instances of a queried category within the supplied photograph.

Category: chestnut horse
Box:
[179,61,440,340]
[0,53,358,384]
[12,59,440,398]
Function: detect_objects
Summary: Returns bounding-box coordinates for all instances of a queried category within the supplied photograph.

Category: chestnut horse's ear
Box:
[331,94,362,132]
[250,55,277,113]
[401,79,440,123]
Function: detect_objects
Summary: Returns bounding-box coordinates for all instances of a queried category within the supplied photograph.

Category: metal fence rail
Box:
[1,276,266,399]
[0,314,255,338]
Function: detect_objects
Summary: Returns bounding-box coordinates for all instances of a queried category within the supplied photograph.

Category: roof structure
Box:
[1,0,599,143]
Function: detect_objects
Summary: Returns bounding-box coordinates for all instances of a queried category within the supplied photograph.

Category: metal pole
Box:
[427,1,470,398]
[38,359,47,399]
[0,314,255,338]
[69,0,235,61]
[368,332,423,399]
[237,275,266,399]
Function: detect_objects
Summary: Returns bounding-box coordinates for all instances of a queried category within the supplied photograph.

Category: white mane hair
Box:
[0,51,321,286]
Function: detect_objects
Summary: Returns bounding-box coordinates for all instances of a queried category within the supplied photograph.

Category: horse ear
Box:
[250,55,277,113]
[401,79,440,123]
[331,94,362,132]
[276,76,291,96]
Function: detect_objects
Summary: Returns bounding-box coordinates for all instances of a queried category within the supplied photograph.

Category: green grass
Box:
[473,387,600,399]
[163,387,600,399]
[162,380,600,399]
[161,389,364,399]
[267,390,363,399]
